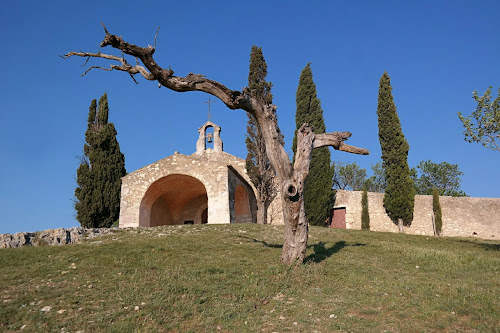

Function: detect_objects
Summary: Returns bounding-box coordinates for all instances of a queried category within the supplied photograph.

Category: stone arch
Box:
[205,126,215,149]
[139,174,208,226]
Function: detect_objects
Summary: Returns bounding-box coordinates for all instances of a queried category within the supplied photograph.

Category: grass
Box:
[0,224,499,332]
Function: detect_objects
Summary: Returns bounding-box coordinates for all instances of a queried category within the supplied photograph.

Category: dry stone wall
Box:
[0,227,115,248]
[334,190,500,240]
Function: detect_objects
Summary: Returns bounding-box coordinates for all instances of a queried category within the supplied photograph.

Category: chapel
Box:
[119,120,262,227]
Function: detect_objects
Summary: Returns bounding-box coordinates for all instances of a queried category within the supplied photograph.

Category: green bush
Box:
[361,189,370,230]
[432,188,442,236]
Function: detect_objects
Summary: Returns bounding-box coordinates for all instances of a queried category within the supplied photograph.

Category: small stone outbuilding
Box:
[119,120,260,227]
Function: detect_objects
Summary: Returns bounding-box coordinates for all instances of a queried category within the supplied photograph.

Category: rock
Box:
[40,306,52,312]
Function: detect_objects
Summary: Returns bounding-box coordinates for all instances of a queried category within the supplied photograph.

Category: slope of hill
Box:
[1,224,498,332]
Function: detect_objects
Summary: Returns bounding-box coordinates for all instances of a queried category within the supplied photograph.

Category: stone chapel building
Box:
[119,120,267,227]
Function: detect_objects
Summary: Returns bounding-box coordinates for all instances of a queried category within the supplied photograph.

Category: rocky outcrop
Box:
[0,227,116,249]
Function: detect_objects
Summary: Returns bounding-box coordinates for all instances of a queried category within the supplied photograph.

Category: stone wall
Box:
[0,227,115,248]
[333,190,500,240]
[267,194,284,225]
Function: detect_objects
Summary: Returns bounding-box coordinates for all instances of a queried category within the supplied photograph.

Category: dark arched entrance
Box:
[139,174,208,226]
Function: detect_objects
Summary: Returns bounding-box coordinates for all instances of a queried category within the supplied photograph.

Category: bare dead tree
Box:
[62,25,369,264]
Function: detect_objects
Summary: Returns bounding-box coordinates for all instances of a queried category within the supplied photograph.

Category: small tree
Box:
[333,161,367,191]
[292,63,335,226]
[458,86,500,152]
[432,188,442,236]
[75,93,126,228]
[414,160,467,197]
[245,45,282,224]
[361,189,370,230]
[377,73,415,233]
[364,161,386,193]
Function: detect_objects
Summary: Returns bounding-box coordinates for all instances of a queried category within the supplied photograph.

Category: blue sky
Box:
[1,1,499,234]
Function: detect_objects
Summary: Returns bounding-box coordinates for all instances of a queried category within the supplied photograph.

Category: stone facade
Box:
[119,120,284,228]
[332,190,500,240]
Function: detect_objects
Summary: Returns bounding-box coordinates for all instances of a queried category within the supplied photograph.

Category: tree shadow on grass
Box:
[237,235,283,249]
[237,236,366,264]
[457,239,500,252]
[239,236,321,250]
[304,241,366,264]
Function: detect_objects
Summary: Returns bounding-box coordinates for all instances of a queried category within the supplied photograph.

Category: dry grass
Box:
[1,224,498,332]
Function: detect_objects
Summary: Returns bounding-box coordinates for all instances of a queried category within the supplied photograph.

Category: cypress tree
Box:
[245,45,282,224]
[432,188,442,236]
[361,189,370,230]
[292,63,334,226]
[75,93,126,228]
[377,73,415,232]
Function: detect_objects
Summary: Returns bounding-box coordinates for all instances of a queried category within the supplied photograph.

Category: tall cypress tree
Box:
[75,93,126,228]
[292,63,334,226]
[432,188,442,236]
[361,189,370,230]
[245,46,282,224]
[377,73,414,232]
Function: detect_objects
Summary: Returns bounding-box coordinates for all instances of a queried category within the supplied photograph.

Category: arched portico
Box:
[139,174,208,226]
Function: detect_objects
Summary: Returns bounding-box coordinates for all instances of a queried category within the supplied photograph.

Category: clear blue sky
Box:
[1,1,499,234]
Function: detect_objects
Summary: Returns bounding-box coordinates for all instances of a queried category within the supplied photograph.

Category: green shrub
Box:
[361,189,370,230]
[432,188,442,236]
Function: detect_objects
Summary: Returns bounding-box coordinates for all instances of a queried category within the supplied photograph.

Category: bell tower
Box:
[196,97,223,154]
[196,121,223,154]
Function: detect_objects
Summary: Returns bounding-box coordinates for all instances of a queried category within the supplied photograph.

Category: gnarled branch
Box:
[284,125,369,202]
[62,51,156,80]
[314,132,369,155]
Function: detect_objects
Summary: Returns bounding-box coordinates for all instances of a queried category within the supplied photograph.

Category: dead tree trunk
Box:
[63,25,369,265]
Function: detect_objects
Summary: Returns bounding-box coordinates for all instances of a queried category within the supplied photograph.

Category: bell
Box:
[206,132,213,143]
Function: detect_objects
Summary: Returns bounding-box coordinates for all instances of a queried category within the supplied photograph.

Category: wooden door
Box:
[330,207,346,229]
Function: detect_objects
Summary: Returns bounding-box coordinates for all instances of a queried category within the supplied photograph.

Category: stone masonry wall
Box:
[120,150,260,227]
[333,190,500,240]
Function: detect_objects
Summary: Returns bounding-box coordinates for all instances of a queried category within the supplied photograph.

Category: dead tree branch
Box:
[62,51,156,80]
[314,132,370,155]
[154,26,160,49]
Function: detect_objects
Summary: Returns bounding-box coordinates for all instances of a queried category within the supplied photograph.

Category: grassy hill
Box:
[1,224,498,332]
